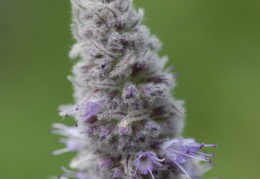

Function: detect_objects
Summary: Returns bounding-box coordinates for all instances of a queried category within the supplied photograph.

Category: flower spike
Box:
[52,0,217,178]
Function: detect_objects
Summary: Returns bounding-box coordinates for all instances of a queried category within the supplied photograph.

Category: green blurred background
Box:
[1,0,259,178]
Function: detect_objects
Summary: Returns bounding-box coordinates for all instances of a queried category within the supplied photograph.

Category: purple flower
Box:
[51,124,83,155]
[80,101,101,121]
[161,138,216,179]
[123,84,139,99]
[162,138,216,163]
[133,152,164,179]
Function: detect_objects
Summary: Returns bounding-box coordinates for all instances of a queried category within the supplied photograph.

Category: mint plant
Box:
[52,1,216,178]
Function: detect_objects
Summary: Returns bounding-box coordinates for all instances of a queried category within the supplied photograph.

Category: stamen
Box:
[200,143,217,148]
[133,160,139,177]
[147,167,155,179]
[206,157,212,163]
[203,143,217,148]
[167,148,209,162]
[152,159,164,167]
[173,161,191,179]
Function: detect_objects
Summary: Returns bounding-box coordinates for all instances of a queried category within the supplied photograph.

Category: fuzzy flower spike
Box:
[52,0,217,178]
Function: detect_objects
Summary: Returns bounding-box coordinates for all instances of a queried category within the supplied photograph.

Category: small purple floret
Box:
[133,152,164,179]
[162,138,216,164]
[161,138,216,178]
[80,101,101,121]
